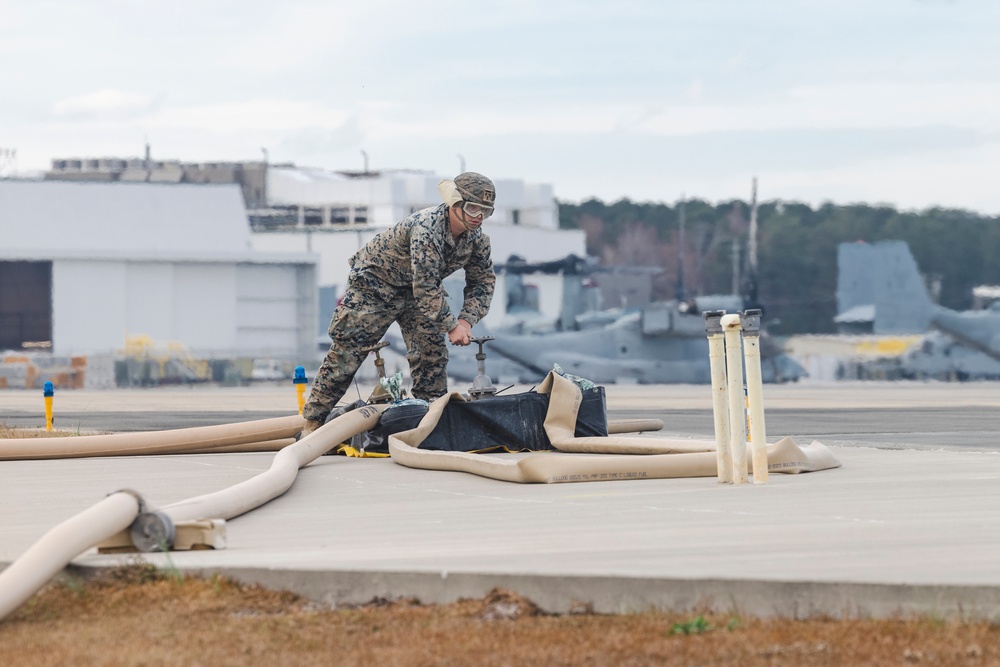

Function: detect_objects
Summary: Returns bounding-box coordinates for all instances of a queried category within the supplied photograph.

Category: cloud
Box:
[304,78,1000,144]
[146,100,351,133]
[44,98,353,135]
[684,79,705,100]
[358,103,632,140]
[51,90,157,120]
[634,82,1000,136]
[276,117,365,156]
[764,138,1000,212]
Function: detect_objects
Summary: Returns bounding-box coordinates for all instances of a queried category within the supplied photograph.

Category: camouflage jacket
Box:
[349,204,495,332]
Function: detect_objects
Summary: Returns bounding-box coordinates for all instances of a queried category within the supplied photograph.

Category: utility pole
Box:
[260,147,269,208]
[746,176,759,305]
[731,238,740,297]
[748,178,758,272]
[457,154,466,173]
[676,196,687,302]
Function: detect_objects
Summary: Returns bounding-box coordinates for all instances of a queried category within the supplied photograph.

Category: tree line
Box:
[557,198,1000,335]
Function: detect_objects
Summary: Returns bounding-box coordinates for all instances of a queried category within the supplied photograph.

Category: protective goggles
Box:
[461,201,494,219]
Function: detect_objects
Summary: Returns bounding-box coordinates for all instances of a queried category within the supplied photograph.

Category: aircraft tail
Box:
[836,240,933,334]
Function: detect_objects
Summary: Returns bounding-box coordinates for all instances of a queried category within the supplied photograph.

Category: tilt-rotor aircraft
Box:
[836,240,1000,380]
[464,184,806,385]
[482,294,804,385]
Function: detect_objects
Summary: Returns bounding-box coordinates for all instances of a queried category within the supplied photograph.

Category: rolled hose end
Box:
[129,511,176,552]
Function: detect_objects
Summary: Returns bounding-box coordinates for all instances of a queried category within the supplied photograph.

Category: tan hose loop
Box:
[388,371,841,483]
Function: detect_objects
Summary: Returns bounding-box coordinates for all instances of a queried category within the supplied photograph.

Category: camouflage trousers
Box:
[303,276,449,423]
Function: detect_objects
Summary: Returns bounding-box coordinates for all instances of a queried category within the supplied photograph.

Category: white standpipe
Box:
[703,311,733,483]
[741,309,769,484]
[720,314,748,484]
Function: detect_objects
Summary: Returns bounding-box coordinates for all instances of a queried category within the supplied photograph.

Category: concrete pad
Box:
[3,430,1000,619]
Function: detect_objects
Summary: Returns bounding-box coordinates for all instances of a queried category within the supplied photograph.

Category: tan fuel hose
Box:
[162,404,385,523]
[194,419,662,452]
[607,418,663,434]
[0,415,307,460]
[182,439,295,454]
[0,491,142,621]
[0,413,655,460]
[0,405,385,623]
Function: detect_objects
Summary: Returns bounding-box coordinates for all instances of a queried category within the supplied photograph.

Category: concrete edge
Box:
[44,563,1000,621]
[827,439,1000,453]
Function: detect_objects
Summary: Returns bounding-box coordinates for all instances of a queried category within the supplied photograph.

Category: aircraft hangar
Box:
[0,179,317,363]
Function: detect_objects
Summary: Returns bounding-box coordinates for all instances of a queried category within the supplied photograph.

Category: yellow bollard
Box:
[293,366,308,415]
[43,381,54,431]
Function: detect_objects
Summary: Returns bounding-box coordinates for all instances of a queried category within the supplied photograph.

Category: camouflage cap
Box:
[454,172,496,206]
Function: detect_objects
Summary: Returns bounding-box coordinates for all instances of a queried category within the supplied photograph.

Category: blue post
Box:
[293,366,308,415]
[43,381,54,431]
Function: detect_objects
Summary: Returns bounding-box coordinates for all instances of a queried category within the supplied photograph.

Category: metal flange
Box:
[129,511,177,553]
[740,308,762,337]
[702,310,725,335]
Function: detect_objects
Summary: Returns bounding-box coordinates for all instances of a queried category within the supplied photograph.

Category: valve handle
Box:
[361,341,390,355]
[470,336,494,354]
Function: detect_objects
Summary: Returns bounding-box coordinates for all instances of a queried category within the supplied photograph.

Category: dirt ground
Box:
[0,564,997,667]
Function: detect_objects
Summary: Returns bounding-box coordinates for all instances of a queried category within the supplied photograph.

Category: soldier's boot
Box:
[299,419,323,438]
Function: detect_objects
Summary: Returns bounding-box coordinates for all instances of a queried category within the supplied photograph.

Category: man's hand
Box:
[448,319,473,346]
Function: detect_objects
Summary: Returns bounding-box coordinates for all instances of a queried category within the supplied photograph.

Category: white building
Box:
[249,167,586,328]
[0,180,317,360]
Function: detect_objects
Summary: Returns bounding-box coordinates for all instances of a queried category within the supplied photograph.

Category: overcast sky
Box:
[1,0,997,213]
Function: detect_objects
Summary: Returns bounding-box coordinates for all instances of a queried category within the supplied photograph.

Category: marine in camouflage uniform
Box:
[302,172,497,429]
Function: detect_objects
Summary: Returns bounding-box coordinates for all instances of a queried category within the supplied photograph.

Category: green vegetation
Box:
[670,615,712,635]
[558,198,1000,334]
